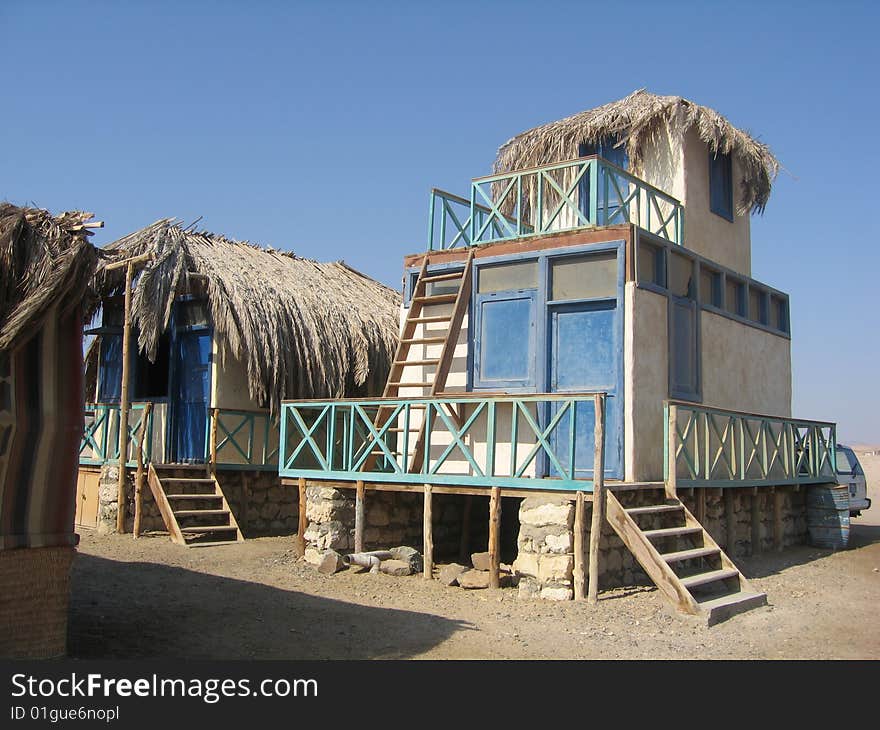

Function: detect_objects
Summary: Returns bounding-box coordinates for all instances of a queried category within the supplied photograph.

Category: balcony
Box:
[428,155,684,250]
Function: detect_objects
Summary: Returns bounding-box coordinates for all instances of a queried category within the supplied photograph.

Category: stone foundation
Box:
[97,465,297,538]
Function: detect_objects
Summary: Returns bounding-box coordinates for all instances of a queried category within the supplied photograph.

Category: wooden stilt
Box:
[132,402,152,538]
[355,480,365,553]
[573,491,586,600]
[696,487,706,524]
[488,487,501,589]
[458,494,473,564]
[724,489,736,555]
[240,472,249,534]
[774,487,785,552]
[297,476,307,540]
[588,394,606,605]
[751,491,762,555]
[423,484,433,580]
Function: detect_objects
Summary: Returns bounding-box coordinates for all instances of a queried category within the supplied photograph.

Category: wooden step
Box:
[186,540,239,548]
[680,568,740,589]
[422,272,463,283]
[643,526,703,540]
[696,591,768,626]
[626,504,683,516]
[159,477,216,484]
[165,493,223,500]
[394,359,440,366]
[401,337,447,345]
[661,546,721,564]
[180,525,238,535]
[173,509,230,517]
[413,294,458,305]
[408,316,451,324]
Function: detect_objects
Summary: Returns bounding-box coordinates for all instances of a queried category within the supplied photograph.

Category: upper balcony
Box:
[428,155,684,251]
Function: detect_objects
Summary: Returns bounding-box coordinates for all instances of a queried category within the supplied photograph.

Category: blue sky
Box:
[2,1,878,442]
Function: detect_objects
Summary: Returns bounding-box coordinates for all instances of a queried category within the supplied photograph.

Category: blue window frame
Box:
[472,292,537,389]
[709,151,734,221]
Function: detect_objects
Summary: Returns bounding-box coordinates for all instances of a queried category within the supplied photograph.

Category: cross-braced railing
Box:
[209,408,279,471]
[279,393,606,491]
[428,156,684,250]
[80,402,154,467]
[664,401,837,488]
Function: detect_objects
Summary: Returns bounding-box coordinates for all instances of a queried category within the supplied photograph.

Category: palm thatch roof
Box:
[494,89,779,215]
[0,203,99,351]
[92,219,400,414]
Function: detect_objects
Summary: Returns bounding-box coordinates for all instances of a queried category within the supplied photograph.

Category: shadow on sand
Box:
[68,554,473,660]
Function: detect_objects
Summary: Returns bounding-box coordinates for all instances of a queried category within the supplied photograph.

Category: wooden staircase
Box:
[147,464,244,547]
[369,250,475,473]
[605,487,766,625]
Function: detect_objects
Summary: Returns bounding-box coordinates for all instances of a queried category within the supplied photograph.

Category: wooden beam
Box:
[458,494,473,564]
[724,489,736,555]
[116,261,134,534]
[209,408,218,474]
[750,491,762,555]
[573,491,586,600]
[240,472,249,534]
[297,477,307,540]
[104,252,153,271]
[488,486,501,589]
[774,488,784,552]
[588,394,606,605]
[695,487,707,525]
[423,484,433,580]
[355,480,365,553]
[132,402,152,539]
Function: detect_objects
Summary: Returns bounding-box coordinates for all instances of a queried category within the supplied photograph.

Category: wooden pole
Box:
[209,407,219,475]
[488,486,501,589]
[133,402,152,539]
[458,494,473,563]
[751,490,762,555]
[696,487,707,525]
[573,491,586,600]
[297,476,307,540]
[355,480,365,553]
[116,261,134,534]
[423,484,433,580]
[724,489,736,555]
[240,472,249,535]
[666,403,678,500]
[588,393,606,605]
[773,487,785,552]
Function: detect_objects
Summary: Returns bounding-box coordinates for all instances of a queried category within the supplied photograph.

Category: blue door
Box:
[170,331,212,463]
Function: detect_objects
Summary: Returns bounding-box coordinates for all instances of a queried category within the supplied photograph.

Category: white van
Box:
[836,444,871,517]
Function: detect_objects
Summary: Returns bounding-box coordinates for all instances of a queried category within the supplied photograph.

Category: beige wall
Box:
[211,340,257,411]
[701,310,791,417]
[625,285,668,482]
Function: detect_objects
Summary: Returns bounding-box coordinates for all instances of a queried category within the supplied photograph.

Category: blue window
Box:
[473,293,537,389]
[97,334,122,403]
[709,151,734,221]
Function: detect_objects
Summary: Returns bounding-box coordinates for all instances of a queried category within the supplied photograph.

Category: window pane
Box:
[668,252,693,298]
[477,261,538,293]
[550,252,617,300]
[98,335,122,403]
[176,300,209,328]
[638,241,664,287]
[478,298,533,382]
[710,151,733,220]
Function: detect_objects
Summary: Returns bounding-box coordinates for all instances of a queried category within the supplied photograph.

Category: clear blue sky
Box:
[2,1,878,442]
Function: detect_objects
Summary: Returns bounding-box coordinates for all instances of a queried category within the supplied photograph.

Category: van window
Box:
[836,447,861,475]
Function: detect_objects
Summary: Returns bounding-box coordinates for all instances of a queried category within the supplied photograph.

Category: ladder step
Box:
[165,493,222,500]
[388,381,434,388]
[643,526,703,540]
[394,359,440,366]
[413,294,458,305]
[680,568,740,589]
[173,509,230,517]
[408,316,452,324]
[626,504,683,516]
[661,546,721,563]
[422,272,463,283]
[401,337,447,344]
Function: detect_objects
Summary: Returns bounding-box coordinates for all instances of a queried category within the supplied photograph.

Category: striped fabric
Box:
[0,303,82,550]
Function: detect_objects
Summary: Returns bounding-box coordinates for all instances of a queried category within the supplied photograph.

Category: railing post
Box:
[423,483,433,580]
[488,486,501,589]
[355,480,365,553]
[209,408,218,474]
[588,159,599,225]
[573,490,586,601]
[469,184,477,245]
[428,190,437,250]
[587,393,606,605]
[666,403,678,500]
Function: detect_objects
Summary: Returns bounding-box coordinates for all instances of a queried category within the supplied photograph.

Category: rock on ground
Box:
[437,563,468,586]
[379,559,413,577]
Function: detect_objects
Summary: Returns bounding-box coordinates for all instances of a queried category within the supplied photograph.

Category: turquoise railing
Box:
[279,393,606,491]
[664,401,837,488]
[429,156,683,250]
[210,408,279,471]
[80,402,154,467]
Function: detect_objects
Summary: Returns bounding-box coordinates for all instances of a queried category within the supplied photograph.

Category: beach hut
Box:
[0,203,100,657]
[78,220,399,546]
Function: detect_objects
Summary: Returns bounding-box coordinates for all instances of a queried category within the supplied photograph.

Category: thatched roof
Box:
[93,219,400,413]
[494,89,779,215]
[0,203,99,351]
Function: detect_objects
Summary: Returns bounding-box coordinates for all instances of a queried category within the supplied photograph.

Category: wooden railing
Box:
[208,408,278,471]
[664,401,837,489]
[80,402,154,467]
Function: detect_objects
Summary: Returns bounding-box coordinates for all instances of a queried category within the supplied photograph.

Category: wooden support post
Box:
[116,261,134,534]
[458,494,473,564]
[488,486,501,589]
[423,484,433,580]
[297,477,307,540]
[240,472,249,534]
[132,402,152,539]
[724,489,736,555]
[774,487,785,552]
[751,491,762,555]
[588,393,606,605]
[209,408,219,475]
[573,491,586,601]
[666,403,678,500]
[695,487,707,525]
[355,480,365,553]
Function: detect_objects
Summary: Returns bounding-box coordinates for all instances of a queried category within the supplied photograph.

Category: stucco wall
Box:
[211,341,256,411]
[625,284,668,482]
[701,309,791,417]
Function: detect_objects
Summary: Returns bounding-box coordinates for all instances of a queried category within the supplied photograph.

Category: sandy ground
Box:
[68,456,880,660]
